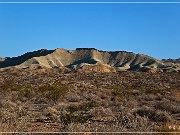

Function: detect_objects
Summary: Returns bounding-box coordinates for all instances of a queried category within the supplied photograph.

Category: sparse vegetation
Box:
[38,82,68,100]
[0,68,179,132]
[111,84,134,97]
[60,112,92,125]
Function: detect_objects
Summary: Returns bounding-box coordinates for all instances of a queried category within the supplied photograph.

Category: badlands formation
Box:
[0,48,179,72]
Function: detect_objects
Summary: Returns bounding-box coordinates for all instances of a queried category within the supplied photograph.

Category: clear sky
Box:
[0,0,180,59]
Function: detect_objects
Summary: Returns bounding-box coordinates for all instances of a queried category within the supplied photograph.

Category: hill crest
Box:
[0,48,179,72]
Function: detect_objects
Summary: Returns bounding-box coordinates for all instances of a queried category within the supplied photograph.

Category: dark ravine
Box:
[0,48,179,72]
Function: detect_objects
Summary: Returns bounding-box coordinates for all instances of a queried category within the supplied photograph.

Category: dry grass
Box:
[0,69,179,132]
[158,121,180,135]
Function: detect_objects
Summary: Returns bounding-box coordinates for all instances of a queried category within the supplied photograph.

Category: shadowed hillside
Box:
[0,49,54,68]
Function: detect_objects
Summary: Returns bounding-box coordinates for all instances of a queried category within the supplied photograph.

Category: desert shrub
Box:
[67,102,96,114]
[66,105,80,113]
[17,85,36,99]
[65,92,80,102]
[158,121,180,132]
[115,111,156,131]
[111,84,133,97]
[1,78,35,99]
[143,84,167,95]
[60,102,96,125]
[60,115,155,132]
[131,82,143,89]
[60,113,92,125]
[38,82,68,100]
[154,101,180,114]
[80,100,99,109]
[141,94,157,101]
[136,108,170,123]
[1,78,20,92]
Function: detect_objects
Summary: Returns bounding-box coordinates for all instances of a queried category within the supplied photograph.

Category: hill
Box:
[0,67,180,132]
[0,48,179,72]
[162,58,180,64]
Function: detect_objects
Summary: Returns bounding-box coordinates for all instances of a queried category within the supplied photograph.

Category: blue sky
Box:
[0,0,180,59]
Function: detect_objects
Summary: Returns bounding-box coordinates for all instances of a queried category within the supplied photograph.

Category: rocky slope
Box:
[0,48,179,72]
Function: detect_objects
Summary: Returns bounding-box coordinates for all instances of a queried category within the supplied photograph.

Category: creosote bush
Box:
[60,113,92,125]
[136,108,170,123]
[18,85,35,98]
[1,78,20,92]
[111,84,133,97]
[38,82,68,100]
[159,121,180,132]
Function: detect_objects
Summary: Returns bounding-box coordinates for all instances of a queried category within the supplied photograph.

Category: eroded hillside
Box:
[0,48,179,72]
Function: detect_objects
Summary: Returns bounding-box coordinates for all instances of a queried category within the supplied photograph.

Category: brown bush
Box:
[136,108,171,123]
[38,82,68,101]
[111,84,133,97]
[154,101,180,114]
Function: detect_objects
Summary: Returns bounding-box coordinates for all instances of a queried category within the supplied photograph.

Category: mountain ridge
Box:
[0,48,179,72]
[162,58,180,64]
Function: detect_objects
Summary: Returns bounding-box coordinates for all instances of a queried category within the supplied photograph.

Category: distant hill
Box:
[0,48,179,72]
[162,58,180,64]
[0,58,6,62]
